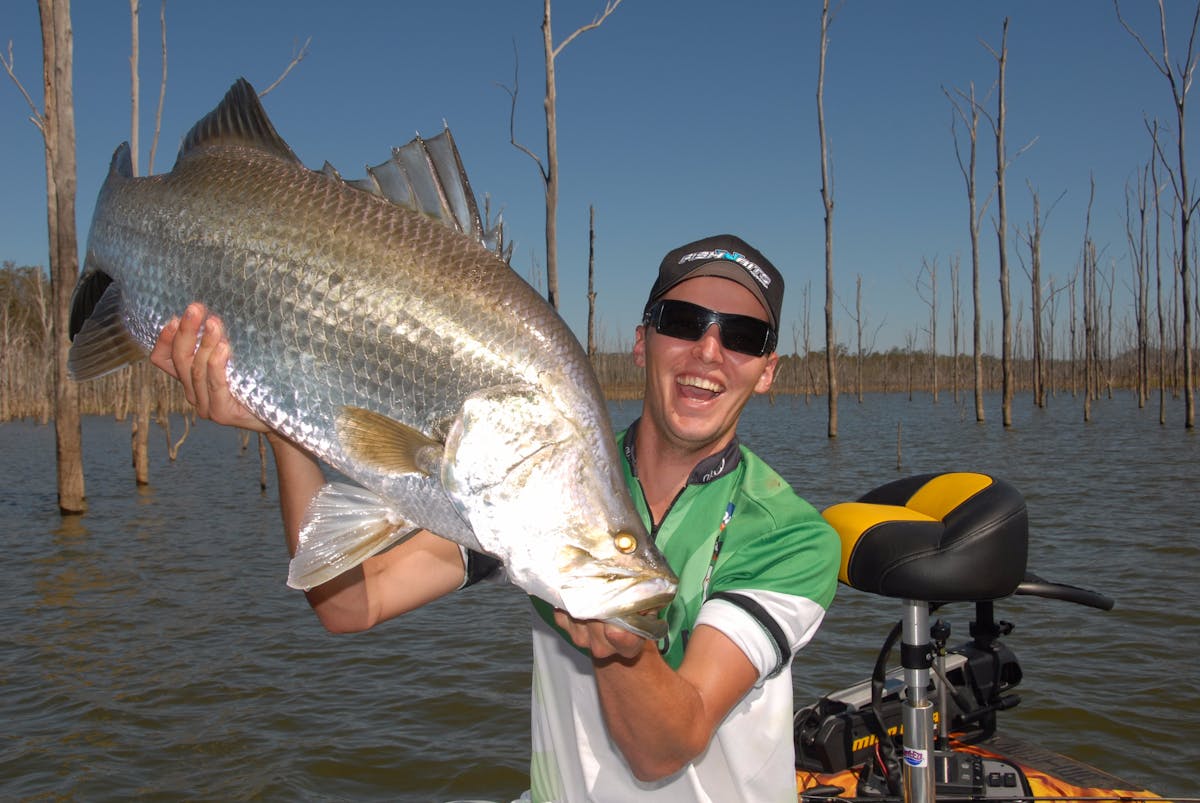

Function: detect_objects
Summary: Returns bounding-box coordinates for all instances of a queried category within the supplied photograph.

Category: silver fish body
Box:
[69,78,676,638]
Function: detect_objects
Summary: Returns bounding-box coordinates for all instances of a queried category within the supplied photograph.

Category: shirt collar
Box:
[623,417,742,485]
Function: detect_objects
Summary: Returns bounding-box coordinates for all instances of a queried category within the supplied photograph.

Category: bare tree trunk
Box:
[818,0,838,437]
[1020,183,1053,408]
[989,19,1015,427]
[1117,0,1198,428]
[917,257,938,402]
[129,0,152,486]
[537,0,622,311]
[951,254,961,403]
[1047,276,1058,399]
[586,204,596,357]
[801,280,815,402]
[1083,177,1097,422]
[944,81,990,422]
[855,274,863,403]
[37,0,86,513]
[905,329,917,401]
[540,0,560,310]
[1125,159,1151,408]
[1152,128,1167,424]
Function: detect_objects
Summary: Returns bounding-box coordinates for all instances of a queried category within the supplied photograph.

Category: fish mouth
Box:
[603,590,677,640]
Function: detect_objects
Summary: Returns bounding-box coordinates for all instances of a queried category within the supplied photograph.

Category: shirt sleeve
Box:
[696,590,828,682]
[456,545,506,589]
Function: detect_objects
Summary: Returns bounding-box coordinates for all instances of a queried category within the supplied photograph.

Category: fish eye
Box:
[613,532,638,554]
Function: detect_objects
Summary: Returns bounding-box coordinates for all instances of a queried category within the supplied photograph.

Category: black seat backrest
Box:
[822,472,1028,602]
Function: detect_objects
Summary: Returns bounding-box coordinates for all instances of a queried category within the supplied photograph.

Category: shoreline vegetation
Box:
[3,263,1194,424]
[3,345,1193,423]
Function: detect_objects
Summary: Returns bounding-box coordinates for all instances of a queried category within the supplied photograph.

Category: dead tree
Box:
[1083,177,1098,422]
[840,274,882,403]
[1047,275,1059,398]
[1150,121,1168,424]
[800,280,816,401]
[984,19,1016,427]
[944,81,993,422]
[950,254,962,403]
[127,0,155,485]
[1125,159,1152,408]
[586,205,597,357]
[1068,266,1079,397]
[3,1,87,512]
[818,0,838,437]
[1117,0,1200,428]
[1017,184,1063,408]
[916,257,939,402]
[504,0,622,311]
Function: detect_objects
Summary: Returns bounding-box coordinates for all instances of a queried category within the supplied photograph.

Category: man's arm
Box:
[553,614,759,782]
[150,303,466,633]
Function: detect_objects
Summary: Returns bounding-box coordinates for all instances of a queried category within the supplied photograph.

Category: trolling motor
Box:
[796,472,1114,802]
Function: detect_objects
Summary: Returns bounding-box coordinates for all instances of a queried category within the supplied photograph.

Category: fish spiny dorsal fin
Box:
[174,77,300,168]
[333,125,510,259]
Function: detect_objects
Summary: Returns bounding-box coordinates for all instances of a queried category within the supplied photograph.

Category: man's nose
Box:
[693,323,724,360]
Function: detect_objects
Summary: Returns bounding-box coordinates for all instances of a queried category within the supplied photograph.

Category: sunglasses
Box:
[643,299,777,357]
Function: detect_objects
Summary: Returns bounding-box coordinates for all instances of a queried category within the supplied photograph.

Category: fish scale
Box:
[68,78,677,638]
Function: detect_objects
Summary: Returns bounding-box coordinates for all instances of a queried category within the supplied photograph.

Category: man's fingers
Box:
[149,317,182,379]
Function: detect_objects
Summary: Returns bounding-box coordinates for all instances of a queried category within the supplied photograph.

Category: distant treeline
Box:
[2,261,1193,423]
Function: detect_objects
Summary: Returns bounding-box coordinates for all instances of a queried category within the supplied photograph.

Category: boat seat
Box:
[822,472,1028,602]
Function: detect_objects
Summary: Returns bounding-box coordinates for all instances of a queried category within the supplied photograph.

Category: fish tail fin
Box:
[67,277,147,380]
[287,482,419,591]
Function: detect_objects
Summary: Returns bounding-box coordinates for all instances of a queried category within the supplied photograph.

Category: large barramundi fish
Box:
[67,78,676,638]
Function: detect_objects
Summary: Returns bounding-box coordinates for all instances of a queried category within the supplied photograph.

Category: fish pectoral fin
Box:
[336,406,443,476]
[287,481,419,591]
[67,279,148,381]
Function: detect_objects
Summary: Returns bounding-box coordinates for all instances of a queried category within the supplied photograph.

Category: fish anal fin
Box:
[174,77,300,168]
[287,482,418,590]
[67,280,148,380]
[337,406,442,476]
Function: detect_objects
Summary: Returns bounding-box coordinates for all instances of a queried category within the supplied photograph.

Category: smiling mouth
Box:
[677,375,724,397]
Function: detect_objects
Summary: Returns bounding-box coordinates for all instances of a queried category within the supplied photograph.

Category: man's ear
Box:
[633,325,647,368]
[754,352,779,395]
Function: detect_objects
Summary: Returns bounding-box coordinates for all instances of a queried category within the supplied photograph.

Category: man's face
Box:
[634,276,778,455]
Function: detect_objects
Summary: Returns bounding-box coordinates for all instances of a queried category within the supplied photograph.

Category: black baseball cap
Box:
[644,234,784,331]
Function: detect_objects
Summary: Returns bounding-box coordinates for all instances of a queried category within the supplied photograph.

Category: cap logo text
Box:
[679,249,772,289]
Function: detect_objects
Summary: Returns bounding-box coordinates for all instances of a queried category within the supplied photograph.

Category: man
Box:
[151,233,839,802]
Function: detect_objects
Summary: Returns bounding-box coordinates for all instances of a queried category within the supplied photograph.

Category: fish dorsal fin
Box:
[110,142,134,179]
[336,407,443,477]
[336,126,512,261]
[174,77,300,167]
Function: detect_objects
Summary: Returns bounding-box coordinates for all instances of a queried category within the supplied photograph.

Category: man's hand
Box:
[149,302,268,433]
[553,609,647,661]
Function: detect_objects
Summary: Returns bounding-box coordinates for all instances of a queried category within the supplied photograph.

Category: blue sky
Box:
[2,1,1196,353]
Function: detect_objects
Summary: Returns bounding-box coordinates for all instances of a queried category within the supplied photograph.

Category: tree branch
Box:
[551,0,623,59]
[259,35,311,97]
[496,39,548,182]
[1,40,45,132]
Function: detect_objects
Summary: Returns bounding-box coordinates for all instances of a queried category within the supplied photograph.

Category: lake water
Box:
[2,392,1196,801]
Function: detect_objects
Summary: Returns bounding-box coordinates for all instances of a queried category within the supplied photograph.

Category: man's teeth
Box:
[678,375,723,393]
